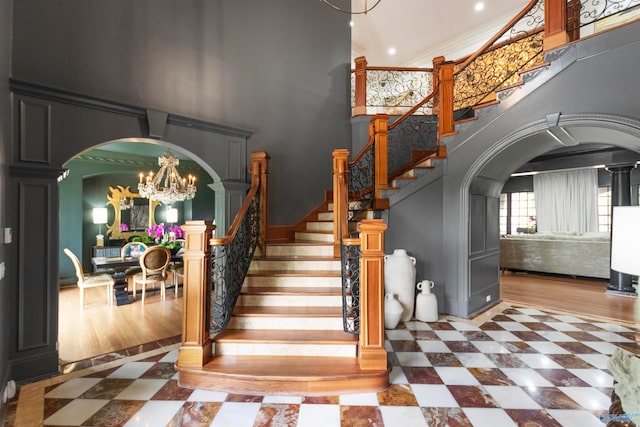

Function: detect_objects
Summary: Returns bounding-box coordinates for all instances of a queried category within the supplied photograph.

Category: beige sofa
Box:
[500,232,610,279]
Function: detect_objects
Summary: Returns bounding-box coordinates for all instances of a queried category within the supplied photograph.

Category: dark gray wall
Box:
[12,0,352,226]
[0,0,11,419]
[7,0,351,382]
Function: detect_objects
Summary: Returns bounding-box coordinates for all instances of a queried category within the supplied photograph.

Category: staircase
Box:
[177,201,390,395]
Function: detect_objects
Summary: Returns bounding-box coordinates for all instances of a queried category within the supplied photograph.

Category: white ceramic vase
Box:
[415,280,439,322]
[384,293,403,329]
[384,249,417,322]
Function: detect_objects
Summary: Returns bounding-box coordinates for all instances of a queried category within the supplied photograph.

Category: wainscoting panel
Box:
[18,98,51,164]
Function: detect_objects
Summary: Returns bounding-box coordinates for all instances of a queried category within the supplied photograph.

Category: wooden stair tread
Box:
[269,242,334,247]
[216,329,357,343]
[241,286,341,295]
[233,306,341,317]
[246,270,341,277]
[253,255,338,261]
[177,355,390,395]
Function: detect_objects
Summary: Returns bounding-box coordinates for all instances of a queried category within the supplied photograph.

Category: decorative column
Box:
[209,180,250,238]
[607,163,636,294]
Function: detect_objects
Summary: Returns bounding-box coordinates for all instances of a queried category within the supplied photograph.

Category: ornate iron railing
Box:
[341,240,361,334]
[348,140,375,201]
[210,187,261,333]
[352,66,434,116]
[454,0,545,112]
[567,0,640,33]
[387,115,439,176]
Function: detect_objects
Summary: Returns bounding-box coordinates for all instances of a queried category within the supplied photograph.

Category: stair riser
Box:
[216,343,357,357]
[317,212,334,221]
[228,317,344,330]
[244,276,342,288]
[249,259,341,272]
[294,231,334,242]
[238,295,342,307]
[265,245,334,257]
[306,222,333,232]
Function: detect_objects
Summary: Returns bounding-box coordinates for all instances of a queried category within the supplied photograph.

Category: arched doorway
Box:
[57,139,217,366]
[460,114,640,317]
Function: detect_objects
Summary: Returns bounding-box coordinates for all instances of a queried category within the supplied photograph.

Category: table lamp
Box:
[93,207,108,247]
[166,207,178,224]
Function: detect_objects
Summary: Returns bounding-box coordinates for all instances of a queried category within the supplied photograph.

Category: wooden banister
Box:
[372,114,389,202]
[358,219,388,370]
[211,151,269,247]
[353,56,367,116]
[438,61,456,139]
[176,219,216,368]
[455,0,541,73]
[545,0,569,51]
[333,149,350,257]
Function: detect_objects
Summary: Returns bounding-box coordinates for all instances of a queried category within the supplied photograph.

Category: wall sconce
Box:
[93,207,108,247]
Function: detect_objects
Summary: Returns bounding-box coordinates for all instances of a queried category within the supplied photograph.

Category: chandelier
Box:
[138,150,196,205]
[321,0,382,14]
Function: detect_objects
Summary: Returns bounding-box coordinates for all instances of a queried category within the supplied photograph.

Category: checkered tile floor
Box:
[6,306,640,426]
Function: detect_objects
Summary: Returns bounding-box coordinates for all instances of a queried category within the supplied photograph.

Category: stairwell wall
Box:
[385,21,640,317]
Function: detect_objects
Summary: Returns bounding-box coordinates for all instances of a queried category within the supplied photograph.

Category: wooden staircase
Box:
[177,202,390,395]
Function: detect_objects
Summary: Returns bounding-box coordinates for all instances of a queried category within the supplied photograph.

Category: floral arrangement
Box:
[146,223,185,251]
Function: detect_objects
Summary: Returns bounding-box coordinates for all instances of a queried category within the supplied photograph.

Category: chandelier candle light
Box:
[138,151,196,205]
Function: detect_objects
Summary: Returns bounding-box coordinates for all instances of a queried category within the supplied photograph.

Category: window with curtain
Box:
[533,168,599,233]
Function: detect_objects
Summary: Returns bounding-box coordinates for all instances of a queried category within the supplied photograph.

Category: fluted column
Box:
[607,164,636,294]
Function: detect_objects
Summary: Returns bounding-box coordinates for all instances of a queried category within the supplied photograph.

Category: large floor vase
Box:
[384,249,416,322]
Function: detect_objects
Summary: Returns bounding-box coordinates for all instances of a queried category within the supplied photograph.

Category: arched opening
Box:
[57,138,217,368]
[463,114,640,317]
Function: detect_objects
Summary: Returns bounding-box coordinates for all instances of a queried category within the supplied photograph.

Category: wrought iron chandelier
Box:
[321,0,382,14]
[138,150,196,205]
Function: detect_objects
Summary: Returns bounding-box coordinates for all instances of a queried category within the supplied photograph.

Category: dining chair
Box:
[121,241,148,291]
[64,248,115,308]
[132,245,171,303]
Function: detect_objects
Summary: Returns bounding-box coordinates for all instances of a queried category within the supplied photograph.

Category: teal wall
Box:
[59,150,214,284]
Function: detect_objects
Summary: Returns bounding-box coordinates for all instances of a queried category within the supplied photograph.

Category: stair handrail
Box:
[209,151,269,333]
[456,0,543,74]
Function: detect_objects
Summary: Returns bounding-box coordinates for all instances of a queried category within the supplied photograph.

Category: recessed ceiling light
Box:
[388,47,396,55]
[349,20,354,27]
[475,2,484,11]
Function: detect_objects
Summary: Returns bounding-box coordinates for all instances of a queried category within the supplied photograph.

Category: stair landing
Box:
[178,355,390,396]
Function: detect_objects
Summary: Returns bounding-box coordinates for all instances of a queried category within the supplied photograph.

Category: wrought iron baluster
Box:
[341,241,361,334]
[210,190,261,333]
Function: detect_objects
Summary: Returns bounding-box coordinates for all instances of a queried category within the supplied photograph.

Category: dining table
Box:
[91,253,183,305]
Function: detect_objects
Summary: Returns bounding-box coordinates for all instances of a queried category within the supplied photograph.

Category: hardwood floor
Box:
[500,270,639,325]
[58,270,639,366]
[58,284,183,365]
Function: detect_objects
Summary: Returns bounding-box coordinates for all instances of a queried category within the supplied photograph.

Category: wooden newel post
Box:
[333,149,350,257]
[358,219,388,370]
[544,0,569,51]
[438,61,456,138]
[353,56,368,116]
[251,151,269,251]
[372,114,389,202]
[176,220,215,368]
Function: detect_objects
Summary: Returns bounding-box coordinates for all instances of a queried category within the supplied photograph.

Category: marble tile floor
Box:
[5,303,640,426]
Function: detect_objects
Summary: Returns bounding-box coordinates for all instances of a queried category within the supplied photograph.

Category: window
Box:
[597,187,611,233]
[499,193,508,235]
[510,192,536,233]
[500,191,536,235]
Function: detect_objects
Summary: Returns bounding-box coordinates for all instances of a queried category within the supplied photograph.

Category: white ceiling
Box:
[350,0,530,67]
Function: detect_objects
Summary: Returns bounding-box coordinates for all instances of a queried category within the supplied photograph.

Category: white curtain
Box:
[533,168,599,233]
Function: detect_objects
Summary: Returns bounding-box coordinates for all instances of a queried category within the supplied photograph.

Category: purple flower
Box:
[120,223,129,232]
